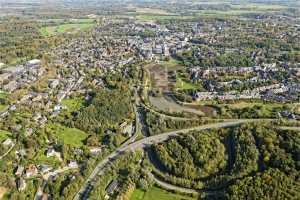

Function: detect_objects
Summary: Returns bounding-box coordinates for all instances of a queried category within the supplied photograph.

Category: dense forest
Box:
[0,19,62,64]
[72,89,134,134]
[142,108,211,136]
[151,123,300,198]
[176,50,255,68]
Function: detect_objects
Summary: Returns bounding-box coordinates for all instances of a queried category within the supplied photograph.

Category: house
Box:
[122,123,133,137]
[39,116,48,127]
[53,104,67,112]
[39,164,52,174]
[16,178,26,191]
[2,138,13,146]
[105,180,119,199]
[15,166,24,176]
[45,146,58,157]
[25,128,34,136]
[27,59,41,66]
[33,113,42,122]
[15,149,27,157]
[68,161,79,169]
[48,79,60,89]
[152,45,163,54]
[45,146,62,161]
[25,164,38,177]
[90,146,102,155]
[9,105,17,111]
[32,94,43,102]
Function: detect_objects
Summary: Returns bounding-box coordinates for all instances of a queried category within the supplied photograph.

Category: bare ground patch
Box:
[0,187,7,199]
[148,65,169,92]
[149,96,205,116]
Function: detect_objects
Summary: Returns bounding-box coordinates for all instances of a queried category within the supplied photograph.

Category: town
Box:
[0,0,299,200]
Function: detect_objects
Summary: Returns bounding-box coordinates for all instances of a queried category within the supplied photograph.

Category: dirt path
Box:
[0,187,7,199]
[0,143,15,160]
[149,96,205,116]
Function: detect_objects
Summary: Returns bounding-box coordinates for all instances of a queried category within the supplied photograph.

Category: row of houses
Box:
[194,83,300,101]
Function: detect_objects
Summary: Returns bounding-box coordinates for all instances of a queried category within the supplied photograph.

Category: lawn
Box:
[130,186,197,200]
[0,105,8,112]
[163,58,184,70]
[33,150,61,166]
[61,97,85,112]
[175,78,198,90]
[0,91,7,98]
[41,21,95,36]
[47,124,88,147]
[0,130,12,142]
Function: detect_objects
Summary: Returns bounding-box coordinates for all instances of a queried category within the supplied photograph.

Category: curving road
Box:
[150,173,199,194]
[141,102,197,121]
[0,143,15,160]
[73,119,265,200]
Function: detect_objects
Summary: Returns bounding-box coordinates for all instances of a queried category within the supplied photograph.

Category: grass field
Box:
[40,19,95,36]
[232,3,287,11]
[136,15,194,21]
[0,130,12,142]
[227,102,294,110]
[33,150,61,166]
[0,91,8,99]
[175,77,198,90]
[130,186,197,200]
[61,97,84,112]
[133,7,176,15]
[47,124,88,147]
[162,58,184,70]
[0,105,8,112]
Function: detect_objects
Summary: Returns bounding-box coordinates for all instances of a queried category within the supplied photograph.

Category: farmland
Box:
[130,186,196,200]
[40,19,96,36]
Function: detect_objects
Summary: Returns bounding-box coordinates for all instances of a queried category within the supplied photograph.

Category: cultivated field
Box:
[40,19,95,36]
[130,186,196,200]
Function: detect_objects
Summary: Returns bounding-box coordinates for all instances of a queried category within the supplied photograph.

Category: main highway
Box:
[73,118,265,200]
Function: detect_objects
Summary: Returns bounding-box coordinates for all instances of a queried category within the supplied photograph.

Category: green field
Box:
[227,101,294,110]
[61,97,84,112]
[47,124,88,147]
[175,77,198,90]
[33,150,61,166]
[135,15,194,21]
[40,20,95,36]
[163,58,184,69]
[130,186,197,200]
[0,130,12,142]
[0,91,8,99]
[0,105,8,112]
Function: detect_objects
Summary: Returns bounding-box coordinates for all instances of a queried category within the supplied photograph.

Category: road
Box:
[150,173,199,194]
[73,90,142,200]
[141,102,196,121]
[278,126,300,131]
[73,119,263,200]
[0,143,15,160]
